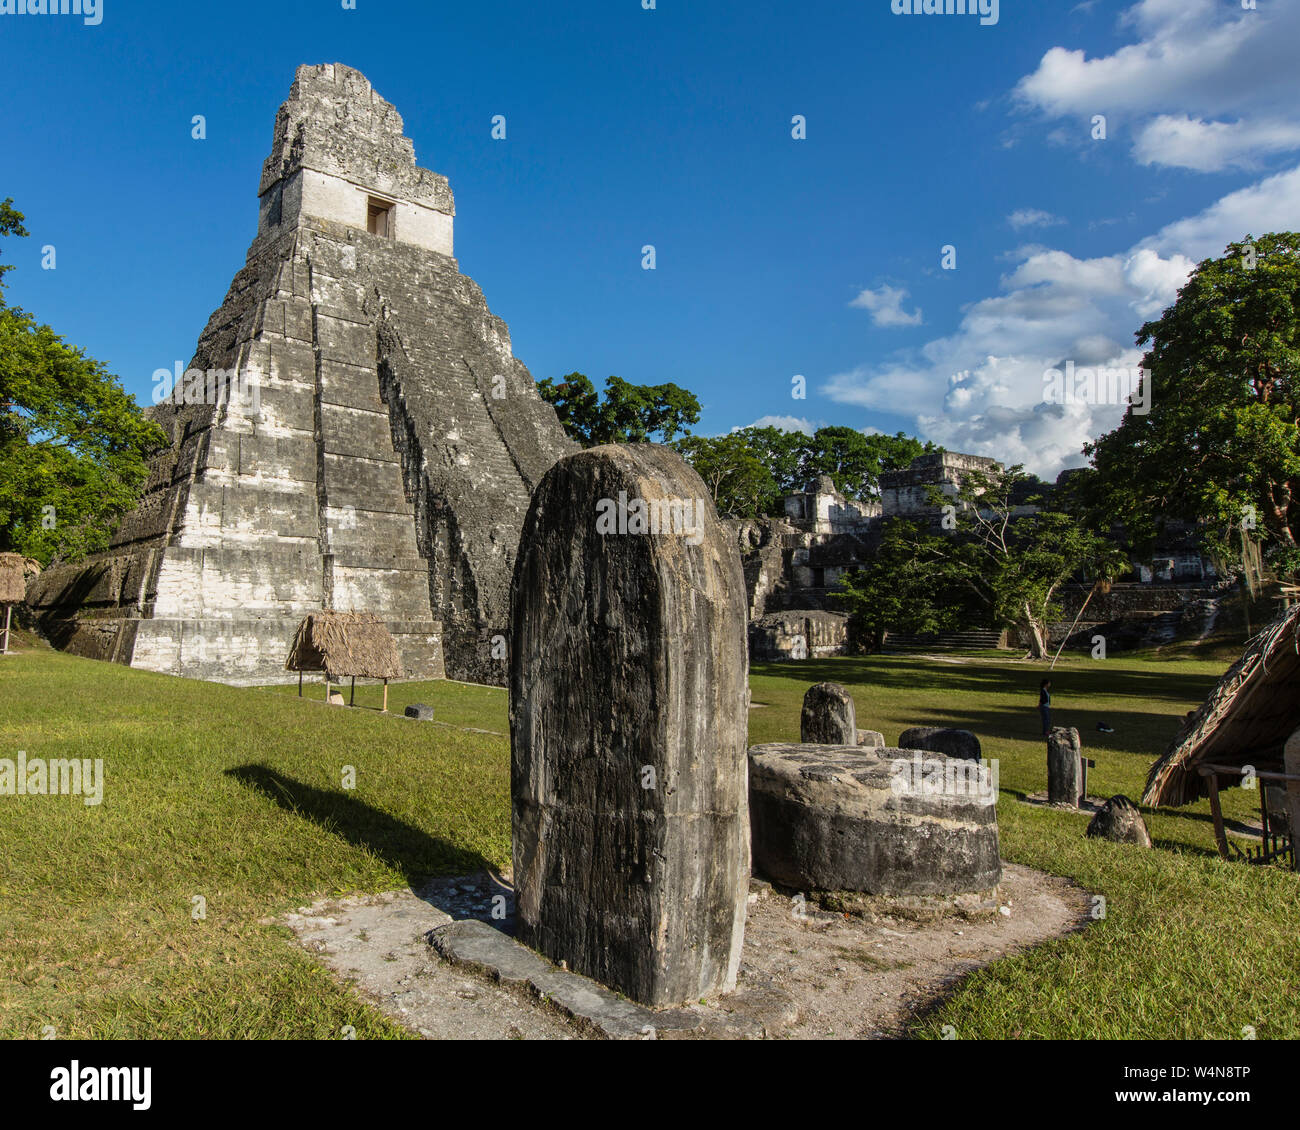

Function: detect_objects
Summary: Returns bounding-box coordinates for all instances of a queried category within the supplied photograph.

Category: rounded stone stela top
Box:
[748,742,997,814]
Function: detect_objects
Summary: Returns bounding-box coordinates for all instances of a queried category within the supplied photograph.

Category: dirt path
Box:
[285,862,1091,1040]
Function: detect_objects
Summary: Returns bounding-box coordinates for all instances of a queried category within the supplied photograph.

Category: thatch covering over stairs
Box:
[285,610,403,682]
[1143,604,1300,807]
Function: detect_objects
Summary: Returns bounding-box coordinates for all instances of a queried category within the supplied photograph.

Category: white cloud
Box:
[1139,163,1300,263]
[737,415,818,435]
[1008,208,1065,231]
[818,160,1300,477]
[849,284,922,328]
[1134,116,1300,172]
[1015,0,1300,172]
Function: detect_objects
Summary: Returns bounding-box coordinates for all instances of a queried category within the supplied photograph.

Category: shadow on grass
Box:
[226,764,491,883]
[834,702,1191,760]
[751,656,1223,706]
[1150,838,1229,861]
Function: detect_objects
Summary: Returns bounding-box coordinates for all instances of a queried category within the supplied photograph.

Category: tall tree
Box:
[800,427,933,500]
[673,433,776,518]
[1082,233,1300,580]
[0,199,166,566]
[836,518,962,652]
[837,467,1127,658]
[538,372,701,446]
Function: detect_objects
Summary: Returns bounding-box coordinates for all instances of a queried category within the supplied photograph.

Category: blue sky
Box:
[3,0,1297,476]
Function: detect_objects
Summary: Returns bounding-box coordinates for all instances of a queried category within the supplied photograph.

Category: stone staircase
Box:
[885,628,1008,650]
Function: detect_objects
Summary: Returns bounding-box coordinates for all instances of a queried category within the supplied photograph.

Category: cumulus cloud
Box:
[1008,208,1065,231]
[814,158,1300,477]
[1015,0,1300,172]
[1134,116,1300,173]
[737,415,818,435]
[849,284,923,328]
[1139,163,1300,263]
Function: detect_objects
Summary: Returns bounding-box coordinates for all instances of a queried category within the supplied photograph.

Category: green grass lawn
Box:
[2,644,1296,1039]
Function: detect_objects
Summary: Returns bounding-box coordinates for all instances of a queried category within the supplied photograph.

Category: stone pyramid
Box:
[29,63,575,685]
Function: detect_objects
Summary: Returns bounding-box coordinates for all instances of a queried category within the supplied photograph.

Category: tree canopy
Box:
[537,372,701,446]
[0,198,165,566]
[674,425,934,517]
[1079,233,1300,580]
[838,467,1127,658]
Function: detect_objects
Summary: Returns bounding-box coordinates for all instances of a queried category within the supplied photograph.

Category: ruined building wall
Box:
[27,63,575,686]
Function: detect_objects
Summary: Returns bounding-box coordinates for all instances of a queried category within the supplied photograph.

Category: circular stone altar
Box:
[748,744,1002,897]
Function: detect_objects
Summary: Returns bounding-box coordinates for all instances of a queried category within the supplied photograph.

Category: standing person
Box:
[1038,678,1052,737]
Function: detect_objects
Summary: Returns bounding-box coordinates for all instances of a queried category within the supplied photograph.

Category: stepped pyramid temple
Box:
[29,63,575,685]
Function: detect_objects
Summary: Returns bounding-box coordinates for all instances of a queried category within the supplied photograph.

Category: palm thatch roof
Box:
[1143,603,1300,807]
[284,611,404,681]
[0,553,30,604]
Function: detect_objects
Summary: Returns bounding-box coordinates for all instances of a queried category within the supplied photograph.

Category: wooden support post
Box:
[1205,771,1231,860]
[1285,729,1300,873]
[297,669,303,697]
[350,676,356,706]
[1,604,11,655]
[382,679,388,714]
[1258,783,1271,850]
[325,677,331,702]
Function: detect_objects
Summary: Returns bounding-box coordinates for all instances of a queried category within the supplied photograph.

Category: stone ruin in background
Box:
[737,454,1000,659]
[735,451,1228,660]
[27,63,575,686]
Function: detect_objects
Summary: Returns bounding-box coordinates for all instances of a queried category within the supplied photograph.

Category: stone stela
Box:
[509,445,750,1009]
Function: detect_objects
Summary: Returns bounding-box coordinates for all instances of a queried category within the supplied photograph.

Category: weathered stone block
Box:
[898,726,982,763]
[800,682,856,744]
[510,444,749,1008]
[320,402,400,462]
[748,744,1001,896]
[318,453,412,514]
[404,703,434,721]
[315,313,376,367]
[248,383,316,434]
[1086,795,1152,846]
[1047,727,1083,806]
[856,729,885,748]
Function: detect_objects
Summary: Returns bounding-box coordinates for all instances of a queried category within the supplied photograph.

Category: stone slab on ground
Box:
[743,862,1090,1038]
[430,919,705,1039]
[897,726,982,763]
[284,864,1091,1040]
[283,877,578,1040]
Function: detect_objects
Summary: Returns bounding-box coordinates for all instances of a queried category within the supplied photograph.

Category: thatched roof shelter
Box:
[284,611,404,681]
[0,553,29,604]
[1143,604,1300,807]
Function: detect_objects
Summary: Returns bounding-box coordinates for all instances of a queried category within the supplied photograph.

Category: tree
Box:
[0,199,166,566]
[1082,233,1300,580]
[836,467,1127,659]
[535,372,600,443]
[673,433,776,517]
[538,372,701,446]
[801,428,933,500]
[681,425,935,513]
[835,519,962,651]
[728,425,806,503]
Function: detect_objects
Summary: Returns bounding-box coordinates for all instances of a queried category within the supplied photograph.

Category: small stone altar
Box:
[748,743,1002,897]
